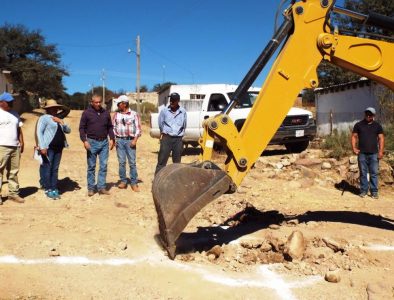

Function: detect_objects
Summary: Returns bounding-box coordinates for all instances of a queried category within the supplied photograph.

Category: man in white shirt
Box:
[0,92,25,204]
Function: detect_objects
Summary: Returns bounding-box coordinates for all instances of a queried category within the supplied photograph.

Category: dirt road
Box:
[0,110,393,299]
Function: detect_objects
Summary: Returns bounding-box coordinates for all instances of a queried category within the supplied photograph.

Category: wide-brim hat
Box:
[44,99,64,109]
[43,99,70,118]
[115,95,130,105]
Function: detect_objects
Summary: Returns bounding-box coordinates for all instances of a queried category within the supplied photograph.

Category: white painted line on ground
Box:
[363,244,394,251]
[0,254,319,300]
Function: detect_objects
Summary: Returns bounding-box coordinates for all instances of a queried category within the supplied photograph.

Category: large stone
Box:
[324,270,341,283]
[284,230,305,260]
[379,160,393,184]
[294,158,322,168]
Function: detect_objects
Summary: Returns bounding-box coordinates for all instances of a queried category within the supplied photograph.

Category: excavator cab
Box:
[152,0,394,259]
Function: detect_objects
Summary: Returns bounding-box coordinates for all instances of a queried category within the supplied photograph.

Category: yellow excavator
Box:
[152,0,394,259]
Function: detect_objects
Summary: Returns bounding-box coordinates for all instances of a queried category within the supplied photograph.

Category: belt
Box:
[116,136,133,140]
[162,133,182,138]
[88,136,107,141]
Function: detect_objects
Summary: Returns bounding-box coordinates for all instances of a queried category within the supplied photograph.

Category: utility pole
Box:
[101,69,106,108]
[136,35,141,114]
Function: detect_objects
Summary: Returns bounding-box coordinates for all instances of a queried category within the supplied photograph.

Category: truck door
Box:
[199,93,229,136]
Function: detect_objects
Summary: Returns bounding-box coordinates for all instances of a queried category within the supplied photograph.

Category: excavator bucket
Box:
[152,162,234,259]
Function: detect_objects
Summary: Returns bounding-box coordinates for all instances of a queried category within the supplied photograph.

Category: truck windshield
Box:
[228,91,259,108]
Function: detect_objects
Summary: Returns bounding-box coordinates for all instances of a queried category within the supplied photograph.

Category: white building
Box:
[315,79,380,136]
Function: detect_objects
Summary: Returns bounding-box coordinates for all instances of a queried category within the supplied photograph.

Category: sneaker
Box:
[118,182,127,189]
[98,189,110,195]
[131,185,140,192]
[46,190,59,200]
[371,193,379,199]
[88,190,95,197]
[53,189,61,200]
[8,194,25,203]
[359,192,367,198]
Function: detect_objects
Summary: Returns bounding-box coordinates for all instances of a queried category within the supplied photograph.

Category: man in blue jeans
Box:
[79,94,115,196]
[351,107,384,199]
[112,95,141,192]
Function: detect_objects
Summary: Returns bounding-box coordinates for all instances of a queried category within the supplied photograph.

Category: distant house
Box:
[314,79,380,136]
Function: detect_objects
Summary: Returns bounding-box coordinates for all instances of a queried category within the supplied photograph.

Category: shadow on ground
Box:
[58,177,81,193]
[19,186,39,198]
[174,205,394,256]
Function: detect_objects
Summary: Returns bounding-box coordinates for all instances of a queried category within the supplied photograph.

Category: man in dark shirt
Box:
[351,107,384,199]
[79,94,115,196]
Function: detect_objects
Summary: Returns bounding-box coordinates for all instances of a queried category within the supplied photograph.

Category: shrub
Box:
[321,129,352,159]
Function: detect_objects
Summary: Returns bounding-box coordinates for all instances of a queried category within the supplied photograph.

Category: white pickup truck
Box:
[150,84,316,153]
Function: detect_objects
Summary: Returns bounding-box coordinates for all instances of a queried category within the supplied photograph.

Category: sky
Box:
[2,0,344,95]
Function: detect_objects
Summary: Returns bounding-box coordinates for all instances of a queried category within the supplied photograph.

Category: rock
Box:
[260,242,272,252]
[294,158,322,168]
[286,219,299,226]
[321,162,332,170]
[281,159,291,167]
[269,224,280,230]
[49,248,60,257]
[324,270,341,283]
[207,245,223,258]
[322,237,346,252]
[207,254,216,261]
[284,230,305,260]
[349,156,358,164]
[298,166,318,179]
[240,240,262,249]
[379,160,393,184]
[118,242,128,251]
[348,164,359,172]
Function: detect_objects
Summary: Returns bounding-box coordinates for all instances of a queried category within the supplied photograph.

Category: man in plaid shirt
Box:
[112,95,142,192]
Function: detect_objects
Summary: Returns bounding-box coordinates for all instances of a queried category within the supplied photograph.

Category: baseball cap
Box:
[0,92,14,102]
[365,107,376,115]
[169,92,180,101]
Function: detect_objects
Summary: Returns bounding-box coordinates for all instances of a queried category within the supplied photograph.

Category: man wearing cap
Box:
[351,107,384,199]
[155,92,187,175]
[36,99,71,200]
[112,95,141,192]
[79,94,115,196]
[0,92,25,204]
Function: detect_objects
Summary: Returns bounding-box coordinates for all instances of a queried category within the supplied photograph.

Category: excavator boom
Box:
[152,0,394,259]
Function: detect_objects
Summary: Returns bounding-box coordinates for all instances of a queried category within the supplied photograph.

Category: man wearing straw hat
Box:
[36,99,71,200]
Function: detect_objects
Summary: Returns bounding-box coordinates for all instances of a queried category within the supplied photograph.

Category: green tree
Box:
[0,24,68,99]
[138,85,148,92]
[152,81,176,93]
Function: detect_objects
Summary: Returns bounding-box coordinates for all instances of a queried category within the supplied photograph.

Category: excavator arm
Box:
[152,0,394,259]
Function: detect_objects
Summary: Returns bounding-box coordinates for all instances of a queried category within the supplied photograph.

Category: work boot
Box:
[88,190,95,197]
[8,194,25,203]
[118,182,127,189]
[131,185,140,192]
[98,189,110,195]
[371,193,379,199]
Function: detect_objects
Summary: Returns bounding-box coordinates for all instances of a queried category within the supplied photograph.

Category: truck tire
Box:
[285,140,309,153]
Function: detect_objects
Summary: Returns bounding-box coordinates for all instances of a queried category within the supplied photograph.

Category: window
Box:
[190,94,205,100]
[208,93,228,111]
[228,91,259,108]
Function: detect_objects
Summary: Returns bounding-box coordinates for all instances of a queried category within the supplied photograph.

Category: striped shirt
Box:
[112,109,142,138]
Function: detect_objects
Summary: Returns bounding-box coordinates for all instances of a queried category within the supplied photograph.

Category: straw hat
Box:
[43,99,70,119]
[43,99,64,109]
